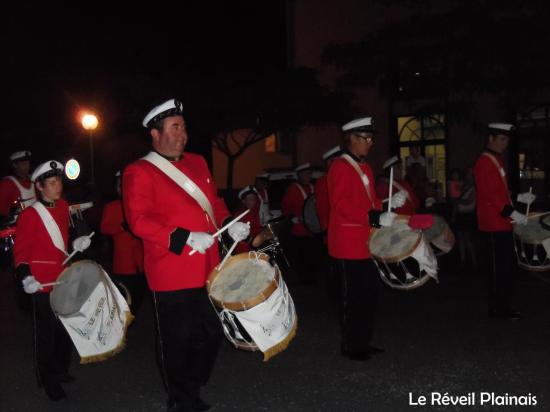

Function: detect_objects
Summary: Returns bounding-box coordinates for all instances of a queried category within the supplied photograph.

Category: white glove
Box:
[510,210,528,225]
[425,197,436,208]
[390,191,407,209]
[228,222,250,242]
[186,232,215,254]
[379,212,397,227]
[291,216,301,224]
[517,192,536,205]
[72,236,92,253]
[22,276,42,294]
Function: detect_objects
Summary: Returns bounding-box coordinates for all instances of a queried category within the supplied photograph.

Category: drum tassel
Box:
[262,317,298,362]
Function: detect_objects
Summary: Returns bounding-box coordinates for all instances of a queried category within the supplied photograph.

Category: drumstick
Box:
[216,239,239,271]
[62,231,95,265]
[388,166,394,211]
[41,281,65,287]
[526,186,533,216]
[189,209,250,256]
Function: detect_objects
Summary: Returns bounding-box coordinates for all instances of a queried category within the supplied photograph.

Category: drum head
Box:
[423,214,454,254]
[423,215,446,243]
[50,260,104,317]
[302,195,321,234]
[369,217,421,261]
[207,253,278,311]
[539,213,550,231]
[514,213,550,244]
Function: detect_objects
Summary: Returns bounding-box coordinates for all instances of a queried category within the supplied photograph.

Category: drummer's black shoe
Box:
[44,383,66,401]
[341,347,371,361]
[367,345,385,355]
[489,309,522,321]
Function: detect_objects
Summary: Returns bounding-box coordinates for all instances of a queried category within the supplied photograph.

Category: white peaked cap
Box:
[238,185,257,200]
[10,150,31,161]
[322,145,342,161]
[256,172,270,179]
[142,98,184,128]
[31,160,64,182]
[115,170,121,177]
[488,123,515,133]
[342,116,374,132]
[295,163,312,172]
[383,155,401,169]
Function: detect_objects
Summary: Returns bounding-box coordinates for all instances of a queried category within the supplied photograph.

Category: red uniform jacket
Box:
[13,199,69,293]
[234,204,262,254]
[123,152,230,292]
[328,157,382,260]
[473,151,513,232]
[100,199,144,275]
[0,176,34,216]
[375,178,418,216]
[315,176,330,232]
[281,182,314,237]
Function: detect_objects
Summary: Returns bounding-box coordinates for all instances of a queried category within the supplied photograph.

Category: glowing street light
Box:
[81,113,99,185]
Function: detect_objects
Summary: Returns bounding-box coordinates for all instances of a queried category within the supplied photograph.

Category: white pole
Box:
[526,186,533,217]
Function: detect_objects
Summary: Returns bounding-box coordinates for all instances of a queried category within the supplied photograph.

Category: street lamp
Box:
[81,113,98,185]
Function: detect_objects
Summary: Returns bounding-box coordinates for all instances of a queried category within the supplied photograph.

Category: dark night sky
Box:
[1,2,288,180]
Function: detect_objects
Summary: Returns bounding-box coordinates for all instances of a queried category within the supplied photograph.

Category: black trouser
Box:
[288,235,320,284]
[32,293,73,387]
[337,258,380,353]
[481,231,517,312]
[112,273,147,315]
[153,287,223,408]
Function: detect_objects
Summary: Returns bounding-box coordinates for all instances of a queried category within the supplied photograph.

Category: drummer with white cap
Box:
[253,172,271,225]
[376,155,418,215]
[328,116,406,361]
[123,98,249,412]
[0,150,36,223]
[281,162,318,284]
[13,160,92,401]
[474,123,533,320]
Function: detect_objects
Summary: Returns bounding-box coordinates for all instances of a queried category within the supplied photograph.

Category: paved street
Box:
[2,255,550,412]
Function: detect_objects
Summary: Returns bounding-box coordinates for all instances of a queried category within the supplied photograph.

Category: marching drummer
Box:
[375,155,419,215]
[473,123,534,320]
[281,163,318,284]
[234,185,262,254]
[328,116,406,361]
[100,170,146,315]
[123,98,249,412]
[253,172,271,225]
[0,150,36,223]
[13,160,92,401]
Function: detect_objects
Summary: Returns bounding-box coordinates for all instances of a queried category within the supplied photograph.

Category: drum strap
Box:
[293,182,314,200]
[6,176,36,206]
[341,154,375,208]
[142,151,218,230]
[31,202,68,256]
[481,153,511,203]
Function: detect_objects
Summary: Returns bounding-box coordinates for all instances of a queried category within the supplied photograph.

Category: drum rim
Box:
[514,212,550,244]
[206,252,280,311]
[251,228,274,248]
[368,216,422,262]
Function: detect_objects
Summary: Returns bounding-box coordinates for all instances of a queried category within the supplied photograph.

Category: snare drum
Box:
[0,226,16,252]
[369,217,438,290]
[513,213,550,272]
[423,214,455,255]
[50,260,133,363]
[206,252,297,361]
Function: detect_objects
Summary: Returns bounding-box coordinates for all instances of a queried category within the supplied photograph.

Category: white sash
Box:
[6,176,36,206]
[293,183,314,200]
[142,152,218,229]
[481,152,511,203]
[341,154,375,208]
[31,202,68,255]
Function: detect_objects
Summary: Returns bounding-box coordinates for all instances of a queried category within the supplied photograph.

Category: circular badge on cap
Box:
[50,161,58,170]
[65,159,80,180]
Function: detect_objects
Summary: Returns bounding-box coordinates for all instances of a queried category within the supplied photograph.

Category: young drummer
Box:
[14,161,91,401]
